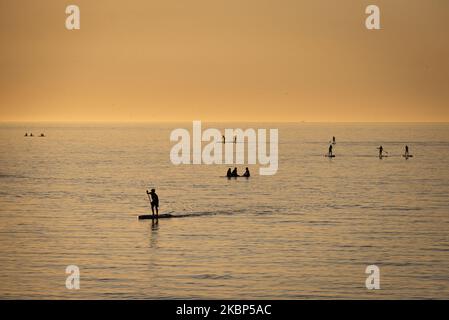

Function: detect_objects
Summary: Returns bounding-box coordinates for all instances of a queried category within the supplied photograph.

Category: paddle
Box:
[146,190,154,215]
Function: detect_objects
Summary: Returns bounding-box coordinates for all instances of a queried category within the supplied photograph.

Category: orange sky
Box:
[1,0,448,122]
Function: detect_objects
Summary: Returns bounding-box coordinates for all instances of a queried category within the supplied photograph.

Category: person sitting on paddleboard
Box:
[328,144,333,157]
[231,167,238,177]
[242,167,250,177]
[226,168,232,178]
[147,188,159,217]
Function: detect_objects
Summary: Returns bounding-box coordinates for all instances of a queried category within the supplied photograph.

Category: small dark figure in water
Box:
[226,168,232,178]
[405,145,409,156]
[242,167,250,177]
[30,133,33,137]
[234,136,237,144]
[231,167,238,177]
[332,136,336,144]
[40,133,45,137]
[328,144,333,157]
[147,188,159,217]
[378,145,384,157]
[222,135,226,144]
[24,133,28,137]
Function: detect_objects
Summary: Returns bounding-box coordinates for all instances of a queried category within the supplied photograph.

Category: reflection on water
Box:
[150,221,159,248]
[0,123,449,299]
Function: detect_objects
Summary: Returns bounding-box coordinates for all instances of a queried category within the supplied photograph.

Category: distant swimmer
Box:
[226,168,232,178]
[328,144,333,157]
[242,167,250,177]
[24,133,28,137]
[40,133,45,137]
[146,188,159,218]
[30,133,33,137]
[231,167,238,177]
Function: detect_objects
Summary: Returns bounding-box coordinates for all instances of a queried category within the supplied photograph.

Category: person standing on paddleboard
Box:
[147,188,159,217]
[405,145,409,157]
[328,144,333,157]
[378,145,384,157]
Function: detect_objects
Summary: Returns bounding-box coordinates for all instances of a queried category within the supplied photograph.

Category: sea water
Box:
[0,122,448,299]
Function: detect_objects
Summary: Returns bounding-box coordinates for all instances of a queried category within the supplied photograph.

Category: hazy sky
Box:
[1,0,448,122]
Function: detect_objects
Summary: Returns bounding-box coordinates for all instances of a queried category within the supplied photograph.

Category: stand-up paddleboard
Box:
[325,154,335,158]
[138,214,174,220]
[402,154,414,158]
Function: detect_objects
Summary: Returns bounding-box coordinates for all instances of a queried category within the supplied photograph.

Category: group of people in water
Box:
[327,137,411,158]
[24,132,45,137]
[226,167,250,178]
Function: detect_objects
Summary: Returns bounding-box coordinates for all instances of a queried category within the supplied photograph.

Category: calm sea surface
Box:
[0,122,449,299]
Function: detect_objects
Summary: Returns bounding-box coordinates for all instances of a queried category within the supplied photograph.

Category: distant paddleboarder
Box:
[405,145,409,157]
[222,135,226,144]
[332,136,336,144]
[146,188,159,218]
[234,136,237,144]
[378,145,384,157]
[328,144,333,157]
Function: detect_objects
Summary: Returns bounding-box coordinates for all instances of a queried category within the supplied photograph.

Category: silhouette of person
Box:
[378,145,383,157]
[328,144,333,156]
[242,167,250,177]
[222,135,226,144]
[226,168,232,178]
[332,136,336,144]
[234,136,237,144]
[405,145,409,156]
[30,133,33,137]
[147,188,159,217]
[231,167,238,177]
[40,133,45,137]
[24,133,28,137]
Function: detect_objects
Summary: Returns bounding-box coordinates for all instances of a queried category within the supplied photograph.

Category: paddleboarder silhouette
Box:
[147,188,159,218]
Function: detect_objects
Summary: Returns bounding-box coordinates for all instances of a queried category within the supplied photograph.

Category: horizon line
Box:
[1,120,449,124]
